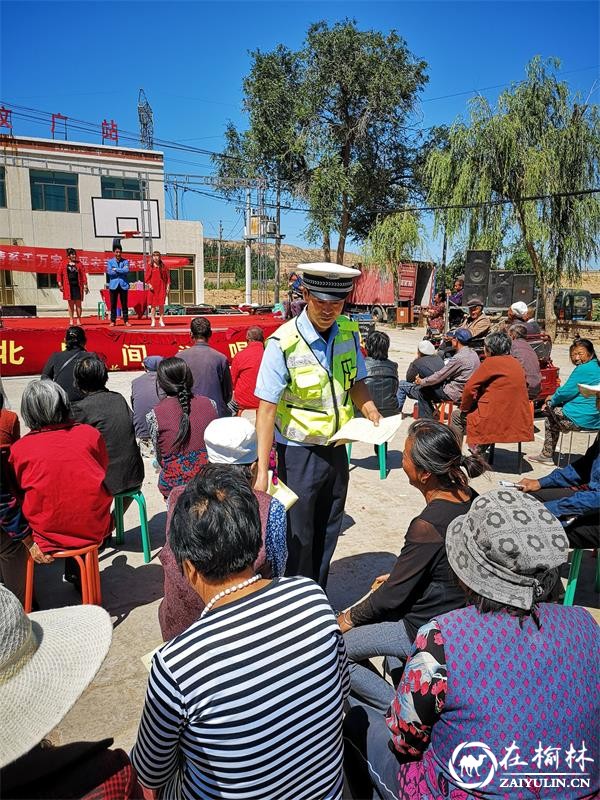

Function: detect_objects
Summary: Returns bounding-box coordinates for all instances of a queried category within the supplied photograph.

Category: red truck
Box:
[347,262,434,322]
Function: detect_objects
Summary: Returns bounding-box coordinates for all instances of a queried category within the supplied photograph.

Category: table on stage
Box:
[100,289,149,320]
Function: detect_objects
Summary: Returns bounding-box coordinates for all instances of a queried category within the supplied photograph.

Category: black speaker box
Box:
[463,285,487,306]
[464,250,491,286]
[512,274,535,305]
[0,305,37,317]
[488,271,513,307]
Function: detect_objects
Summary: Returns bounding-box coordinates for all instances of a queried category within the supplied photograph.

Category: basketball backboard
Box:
[92,198,161,239]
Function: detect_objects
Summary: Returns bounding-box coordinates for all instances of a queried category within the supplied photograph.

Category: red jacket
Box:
[9,422,113,552]
[460,355,534,445]
[231,341,264,410]
[57,260,87,301]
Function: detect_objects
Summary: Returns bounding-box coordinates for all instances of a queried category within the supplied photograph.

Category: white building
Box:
[0,136,204,310]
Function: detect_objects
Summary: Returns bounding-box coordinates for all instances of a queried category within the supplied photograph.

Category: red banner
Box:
[0,245,191,274]
[0,315,283,376]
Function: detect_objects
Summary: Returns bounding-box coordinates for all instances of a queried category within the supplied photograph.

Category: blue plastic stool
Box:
[563,549,600,606]
[346,442,388,480]
[114,489,151,563]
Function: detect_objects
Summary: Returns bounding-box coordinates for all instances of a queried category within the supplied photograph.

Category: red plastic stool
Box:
[24,543,102,613]
[412,400,454,424]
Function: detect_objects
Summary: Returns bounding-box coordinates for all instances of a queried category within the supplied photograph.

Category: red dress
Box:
[9,422,113,552]
[144,264,169,306]
[56,260,87,301]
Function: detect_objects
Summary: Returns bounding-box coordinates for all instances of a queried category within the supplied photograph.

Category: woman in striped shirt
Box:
[132,466,350,799]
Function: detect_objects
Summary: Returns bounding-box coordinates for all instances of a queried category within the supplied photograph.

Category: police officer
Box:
[255,263,381,589]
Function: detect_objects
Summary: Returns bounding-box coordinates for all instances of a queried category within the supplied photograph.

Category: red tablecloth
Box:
[100,289,148,319]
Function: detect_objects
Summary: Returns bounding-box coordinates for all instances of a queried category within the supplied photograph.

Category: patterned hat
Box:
[446,489,569,610]
[299,263,361,301]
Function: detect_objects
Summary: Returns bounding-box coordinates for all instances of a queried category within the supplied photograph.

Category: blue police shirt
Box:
[106,257,130,291]
[255,308,367,445]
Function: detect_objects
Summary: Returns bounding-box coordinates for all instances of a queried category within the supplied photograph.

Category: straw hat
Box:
[0,586,112,767]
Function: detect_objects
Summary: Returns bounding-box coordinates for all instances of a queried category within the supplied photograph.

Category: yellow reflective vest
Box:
[271,315,359,445]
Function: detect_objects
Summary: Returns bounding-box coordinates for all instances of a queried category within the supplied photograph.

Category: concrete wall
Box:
[0,139,204,310]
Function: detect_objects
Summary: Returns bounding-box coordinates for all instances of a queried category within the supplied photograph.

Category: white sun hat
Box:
[205,417,258,464]
[577,382,600,398]
[0,585,112,767]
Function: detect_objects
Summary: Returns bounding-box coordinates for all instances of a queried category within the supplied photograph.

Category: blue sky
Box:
[2,1,598,260]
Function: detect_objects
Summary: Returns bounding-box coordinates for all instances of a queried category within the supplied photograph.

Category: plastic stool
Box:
[412,400,454,424]
[114,489,151,563]
[346,442,388,480]
[563,549,600,606]
[24,544,102,613]
[97,301,106,319]
[558,429,598,467]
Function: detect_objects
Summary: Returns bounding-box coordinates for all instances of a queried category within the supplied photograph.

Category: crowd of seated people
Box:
[0,317,599,800]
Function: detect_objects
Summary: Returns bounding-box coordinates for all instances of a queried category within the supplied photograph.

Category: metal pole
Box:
[174,178,179,220]
[217,220,222,290]
[274,183,281,304]
[245,189,252,304]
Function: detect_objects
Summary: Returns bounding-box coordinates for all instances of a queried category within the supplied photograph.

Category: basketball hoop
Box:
[121,230,139,239]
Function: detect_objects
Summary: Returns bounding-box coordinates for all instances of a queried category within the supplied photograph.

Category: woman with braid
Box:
[146,357,219,499]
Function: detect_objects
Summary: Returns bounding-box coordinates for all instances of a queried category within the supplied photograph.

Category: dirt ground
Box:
[2,324,598,755]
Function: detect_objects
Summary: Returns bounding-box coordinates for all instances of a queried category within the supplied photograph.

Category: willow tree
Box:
[213,20,428,263]
[425,57,600,322]
[362,210,424,296]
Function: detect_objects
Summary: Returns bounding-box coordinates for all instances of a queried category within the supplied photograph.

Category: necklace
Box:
[200,574,262,619]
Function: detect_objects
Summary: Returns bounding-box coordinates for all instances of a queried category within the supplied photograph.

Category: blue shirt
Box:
[548,359,600,429]
[539,435,599,518]
[106,256,130,290]
[255,309,367,445]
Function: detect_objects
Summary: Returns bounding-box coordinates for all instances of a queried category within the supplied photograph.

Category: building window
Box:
[0,166,6,208]
[101,176,141,200]
[30,170,79,212]
[37,273,59,289]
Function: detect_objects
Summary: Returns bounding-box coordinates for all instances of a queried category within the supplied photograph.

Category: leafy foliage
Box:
[213,20,428,263]
[363,211,423,272]
[424,57,600,320]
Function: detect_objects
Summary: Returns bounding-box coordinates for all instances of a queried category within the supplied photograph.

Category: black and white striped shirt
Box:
[132,576,350,799]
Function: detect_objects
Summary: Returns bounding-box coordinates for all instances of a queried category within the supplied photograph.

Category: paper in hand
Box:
[328,414,403,446]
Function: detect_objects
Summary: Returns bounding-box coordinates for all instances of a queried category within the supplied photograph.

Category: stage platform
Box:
[0,313,284,377]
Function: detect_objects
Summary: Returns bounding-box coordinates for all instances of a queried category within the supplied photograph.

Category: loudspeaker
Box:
[463,285,487,306]
[464,250,491,286]
[488,271,513,308]
[512,274,535,306]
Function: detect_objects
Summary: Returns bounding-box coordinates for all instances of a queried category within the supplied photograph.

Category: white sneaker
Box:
[150,320,156,328]
[159,318,165,327]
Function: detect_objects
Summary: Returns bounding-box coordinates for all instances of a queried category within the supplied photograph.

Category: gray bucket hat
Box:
[446,489,569,610]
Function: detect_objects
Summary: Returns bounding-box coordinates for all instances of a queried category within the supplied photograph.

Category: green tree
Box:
[213,20,428,263]
[425,57,600,323]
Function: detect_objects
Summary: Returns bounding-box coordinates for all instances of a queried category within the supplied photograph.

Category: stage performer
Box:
[255,262,380,590]
[145,250,170,327]
[57,248,88,326]
[106,243,131,327]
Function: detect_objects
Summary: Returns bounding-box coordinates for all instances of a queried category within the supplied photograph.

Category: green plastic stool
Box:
[97,301,106,319]
[114,489,151,563]
[346,442,388,480]
[563,549,600,606]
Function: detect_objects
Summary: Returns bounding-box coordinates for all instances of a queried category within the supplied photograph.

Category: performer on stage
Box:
[57,248,88,326]
[145,251,170,327]
[106,243,131,327]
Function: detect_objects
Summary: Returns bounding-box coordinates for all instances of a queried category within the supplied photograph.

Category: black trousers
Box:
[109,287,129,322]
[277,442,349,589]
[417,384,451,419]
[531,488,599,548]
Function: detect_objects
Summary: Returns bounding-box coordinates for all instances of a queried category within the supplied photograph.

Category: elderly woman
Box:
[360,331,400,418]
[71,355,144,497]
[530,338,600,465]
[8,381,112,556]
[344,489,600,800]
[424,291,446,334]
[158,417,288,640]
[146,357,219,498]
[337,420,486,711]
[450,331,533,453]
[132,466,349,799]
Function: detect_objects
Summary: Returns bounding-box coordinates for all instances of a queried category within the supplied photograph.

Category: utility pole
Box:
[174,178,179,220]
[274,183,281,304]
[217,220,223,290]
[244,189,252,304]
